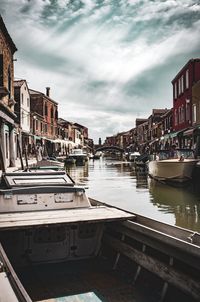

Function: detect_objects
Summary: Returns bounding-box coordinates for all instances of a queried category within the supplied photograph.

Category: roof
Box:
[74,122,87,129]
[171,58,200,83]
[0,15,17,54]
[58,118,72,126]
[14,80,26,88]
[152,108,169,115]
[29,89,58,105]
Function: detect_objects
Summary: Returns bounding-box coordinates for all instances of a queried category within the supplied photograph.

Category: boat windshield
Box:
[158,149,195,160]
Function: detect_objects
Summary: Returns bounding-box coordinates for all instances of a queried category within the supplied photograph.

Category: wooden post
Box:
[24,145,29,169]
[17,134,24,170]
[9,125,15,167]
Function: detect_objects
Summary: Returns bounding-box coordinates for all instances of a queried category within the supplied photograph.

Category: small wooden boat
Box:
[0,170,199,301]
[148,149,199,184]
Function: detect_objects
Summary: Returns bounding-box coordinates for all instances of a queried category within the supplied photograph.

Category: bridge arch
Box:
[95,145,125,153]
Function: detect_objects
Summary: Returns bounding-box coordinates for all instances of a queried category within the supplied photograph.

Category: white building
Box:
[14,80,31,155]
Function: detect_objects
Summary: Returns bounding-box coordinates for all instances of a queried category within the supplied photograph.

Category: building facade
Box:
[30,87,58,156]
[0,16,18,169]
[172,58,200,132]
[14,80,31,156]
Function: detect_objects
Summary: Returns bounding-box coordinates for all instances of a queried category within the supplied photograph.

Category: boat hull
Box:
[148,159,198,183]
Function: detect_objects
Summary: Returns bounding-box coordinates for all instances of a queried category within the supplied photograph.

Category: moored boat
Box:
[68,148,88,165]
[0,169,199,302]
[148,149,199,184]
[129,151,140,162]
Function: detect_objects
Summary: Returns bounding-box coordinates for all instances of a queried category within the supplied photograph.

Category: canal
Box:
[66,157,200,232]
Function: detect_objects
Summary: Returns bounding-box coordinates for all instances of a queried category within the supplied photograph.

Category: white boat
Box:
[68,148,88,164]
[36,157,64,168]
[148,149,199,183]
[0,169,199,302]
[129,151,140,162]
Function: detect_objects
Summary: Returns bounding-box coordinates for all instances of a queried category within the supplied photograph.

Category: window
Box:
[178,78,181,95]
[36,119,38,130]
[27,115,30,126]
[192,104,197,124]
[22,111,25,124]
[51,107,54,119]
[174,82,177,99]
[186,69,189,89]
[41,122,43,132]
[44,123,47,133]
[0,54,3,86]
[181,75,184,93]
[27,97,30,107]
[186,102,190,122]
[8,66,11,98]
[55,109,58,120]
[45,103,48,116]
[181,105,185,123]
[21,93,24,104]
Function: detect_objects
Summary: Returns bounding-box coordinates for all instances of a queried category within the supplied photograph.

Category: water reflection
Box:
[66,158,200,232]
[149,179,200,232]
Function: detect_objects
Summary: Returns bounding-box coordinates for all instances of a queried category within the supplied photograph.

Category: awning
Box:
[34,135,42,140]
[182,128,194,137]
[43,138,55,142]
[169,129,185,138]
[169,131,179,138]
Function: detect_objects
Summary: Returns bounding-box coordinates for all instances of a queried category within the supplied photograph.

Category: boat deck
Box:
[17,259,155,302]
[0,207,134,230]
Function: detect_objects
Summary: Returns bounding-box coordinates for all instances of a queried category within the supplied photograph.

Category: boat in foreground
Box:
[148,149,199,183]
[0,170,199,302]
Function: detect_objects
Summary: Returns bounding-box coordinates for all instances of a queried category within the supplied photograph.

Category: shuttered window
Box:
[0,54,3,86]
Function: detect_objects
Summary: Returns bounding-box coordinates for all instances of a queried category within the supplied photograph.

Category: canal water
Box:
[66,157,200,232]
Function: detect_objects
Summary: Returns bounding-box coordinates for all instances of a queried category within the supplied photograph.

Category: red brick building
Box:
[172,58,200,132]
[29,87,58,156]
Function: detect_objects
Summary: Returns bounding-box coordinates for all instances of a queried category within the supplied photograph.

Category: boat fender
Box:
[188,232,199,244]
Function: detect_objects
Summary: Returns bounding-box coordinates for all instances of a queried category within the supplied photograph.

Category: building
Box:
[172,58,200,132]
[14,79,31,156]
[71,123,88,148]
[57,118,75,155]
[29,87,58,156]
[0,15,18,169]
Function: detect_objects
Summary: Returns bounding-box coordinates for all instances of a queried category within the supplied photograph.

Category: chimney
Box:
[46,87,50,97]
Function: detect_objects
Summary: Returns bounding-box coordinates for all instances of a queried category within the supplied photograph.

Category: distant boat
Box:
[148,149,199,184]
[93,151,102,159]
[88,152,94,159]
[68,148,88,164]
[36,157,64,168]
[129,151,140,162]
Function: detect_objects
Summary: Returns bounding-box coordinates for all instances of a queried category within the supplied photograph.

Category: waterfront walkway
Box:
[0,158,37,176]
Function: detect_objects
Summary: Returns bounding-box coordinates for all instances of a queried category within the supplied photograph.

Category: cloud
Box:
[1,0,200,142]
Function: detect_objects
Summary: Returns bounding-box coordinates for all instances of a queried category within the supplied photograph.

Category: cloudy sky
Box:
[1,0,200,142]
